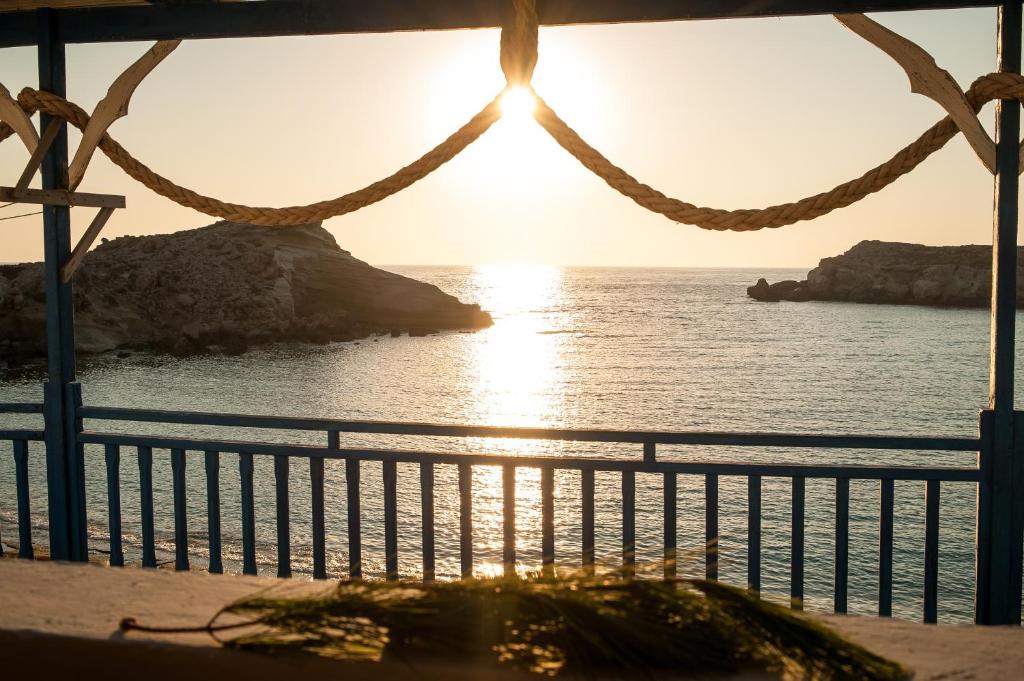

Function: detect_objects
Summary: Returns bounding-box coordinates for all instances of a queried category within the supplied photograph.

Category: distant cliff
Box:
[747,240,1024,308]
[0,221,491,368]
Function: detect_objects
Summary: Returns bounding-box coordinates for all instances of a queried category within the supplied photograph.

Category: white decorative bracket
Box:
[836,13,997,174]
[0,40,177,281]
[60,206,116,282]
[68,39,180,190]
[1,39,178,194]
[0,82,38,153]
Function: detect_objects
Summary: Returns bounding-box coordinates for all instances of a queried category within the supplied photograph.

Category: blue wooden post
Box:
[541,467,554,576]
[383,460,398,581]
[138,446,156,568]
[747,475,761,596]
[420,462,436,582]
[791,477,805,610]
[37,8,85,562]
[274,455,291,578]
[878,479,894,617]
[239,452,257,575]
[977,0,1024,626]
[310,453,326,579]
[663,472,677,579]
[205,451,223,574]
[581,469,595,574]
[502,464,515,577]
[104,444,124,567]
[705,474,719,580]
[13,440,34,559]
[171,449,189,571]
[458,462,473,579]
[622,470,635,576]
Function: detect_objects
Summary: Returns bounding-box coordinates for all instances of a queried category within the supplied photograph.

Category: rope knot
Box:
[499,0,538,87]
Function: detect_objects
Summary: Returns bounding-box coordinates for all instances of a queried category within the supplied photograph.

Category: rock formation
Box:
[0,221,492,368]
[747,240,1024,308]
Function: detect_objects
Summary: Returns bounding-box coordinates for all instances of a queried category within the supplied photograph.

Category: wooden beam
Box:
[0,186,126,208]
[61,205,114,282]
[67,39,179,190]
[15,117,62,192]
[0,1,148,10]
[0,0,1001,48]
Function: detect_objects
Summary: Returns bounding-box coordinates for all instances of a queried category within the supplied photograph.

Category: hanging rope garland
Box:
[1,0,1023,229]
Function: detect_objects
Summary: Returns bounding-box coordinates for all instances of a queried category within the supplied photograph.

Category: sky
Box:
[0,7,1015,267]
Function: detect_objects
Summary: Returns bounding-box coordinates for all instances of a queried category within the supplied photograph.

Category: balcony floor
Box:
[1,557,1021,680]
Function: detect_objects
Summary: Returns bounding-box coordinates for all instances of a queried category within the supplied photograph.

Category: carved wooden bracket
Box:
[68,39,180,190]
[0,82,38,153]
[61,206,116,283]
[836,13,998,174]
[1,40,179,194]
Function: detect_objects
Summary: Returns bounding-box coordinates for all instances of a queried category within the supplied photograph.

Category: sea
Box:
[0,265,1013,624]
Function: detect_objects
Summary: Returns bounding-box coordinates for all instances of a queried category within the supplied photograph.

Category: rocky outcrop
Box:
[0,221,491,367]
[747,240,1024,308]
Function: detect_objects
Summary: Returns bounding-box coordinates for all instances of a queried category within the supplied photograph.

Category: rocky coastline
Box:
[0,221,492,369]
[747,240,1024,308]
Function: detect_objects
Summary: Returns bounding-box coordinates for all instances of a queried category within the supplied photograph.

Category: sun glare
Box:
[469,263,567,435]
[425,31,610,196]
[500,86,538,121]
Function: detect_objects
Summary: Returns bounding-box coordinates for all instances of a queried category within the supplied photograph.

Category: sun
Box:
[500,86,538,121]
[423,31,610,194]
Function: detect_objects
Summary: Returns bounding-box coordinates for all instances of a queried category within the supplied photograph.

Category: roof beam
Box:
[0,0,1000,48]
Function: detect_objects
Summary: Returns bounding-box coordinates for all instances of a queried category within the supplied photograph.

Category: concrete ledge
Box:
[2,559,1022,680]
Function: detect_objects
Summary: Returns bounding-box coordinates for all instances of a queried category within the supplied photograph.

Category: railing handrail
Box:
[0,429,45,441]
[77,405,982,452]
[76,430,981,480]
[0,402,44,414]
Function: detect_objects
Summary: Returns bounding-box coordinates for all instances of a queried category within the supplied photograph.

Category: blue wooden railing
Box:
[0,401,44,561]
[1,400,983,624]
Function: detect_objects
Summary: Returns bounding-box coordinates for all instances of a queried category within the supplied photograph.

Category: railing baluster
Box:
[420,462,435,582]
[622,470,635,576]
[663,471,677,579]
[138,446,155,568]
[104,444,123,567]
[705,473,719,580]
[835,477,850,614]
[330,431,357,578]
[13,440,33,559]
[748,474,761,595]
[239,452,257,575]
[581,469,595,574]
[924,480,940,624]
[346,456,362,579]
[274,455,291,578]
[503,464,516,577]
[205,450,223,574]
[383,460,398,581]
[171,448,189,571]
[541,467,554,576]
[791,476,805,609]
[879,479,894,617]
[459,462,473,579]
[310,452,326,580]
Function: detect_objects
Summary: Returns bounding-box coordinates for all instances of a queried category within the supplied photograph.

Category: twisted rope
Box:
[10,88,503,226]
[535,72,1024,231]
[1,0,1023,231]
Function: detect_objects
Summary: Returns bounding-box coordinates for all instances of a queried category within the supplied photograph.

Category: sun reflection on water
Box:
[469,263,569,438]
[464,264,574,574]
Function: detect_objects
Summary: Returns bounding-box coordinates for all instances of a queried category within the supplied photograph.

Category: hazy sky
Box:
[0,7,1016,267]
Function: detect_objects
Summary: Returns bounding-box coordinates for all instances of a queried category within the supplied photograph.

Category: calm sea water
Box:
[1,265,1016,623]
